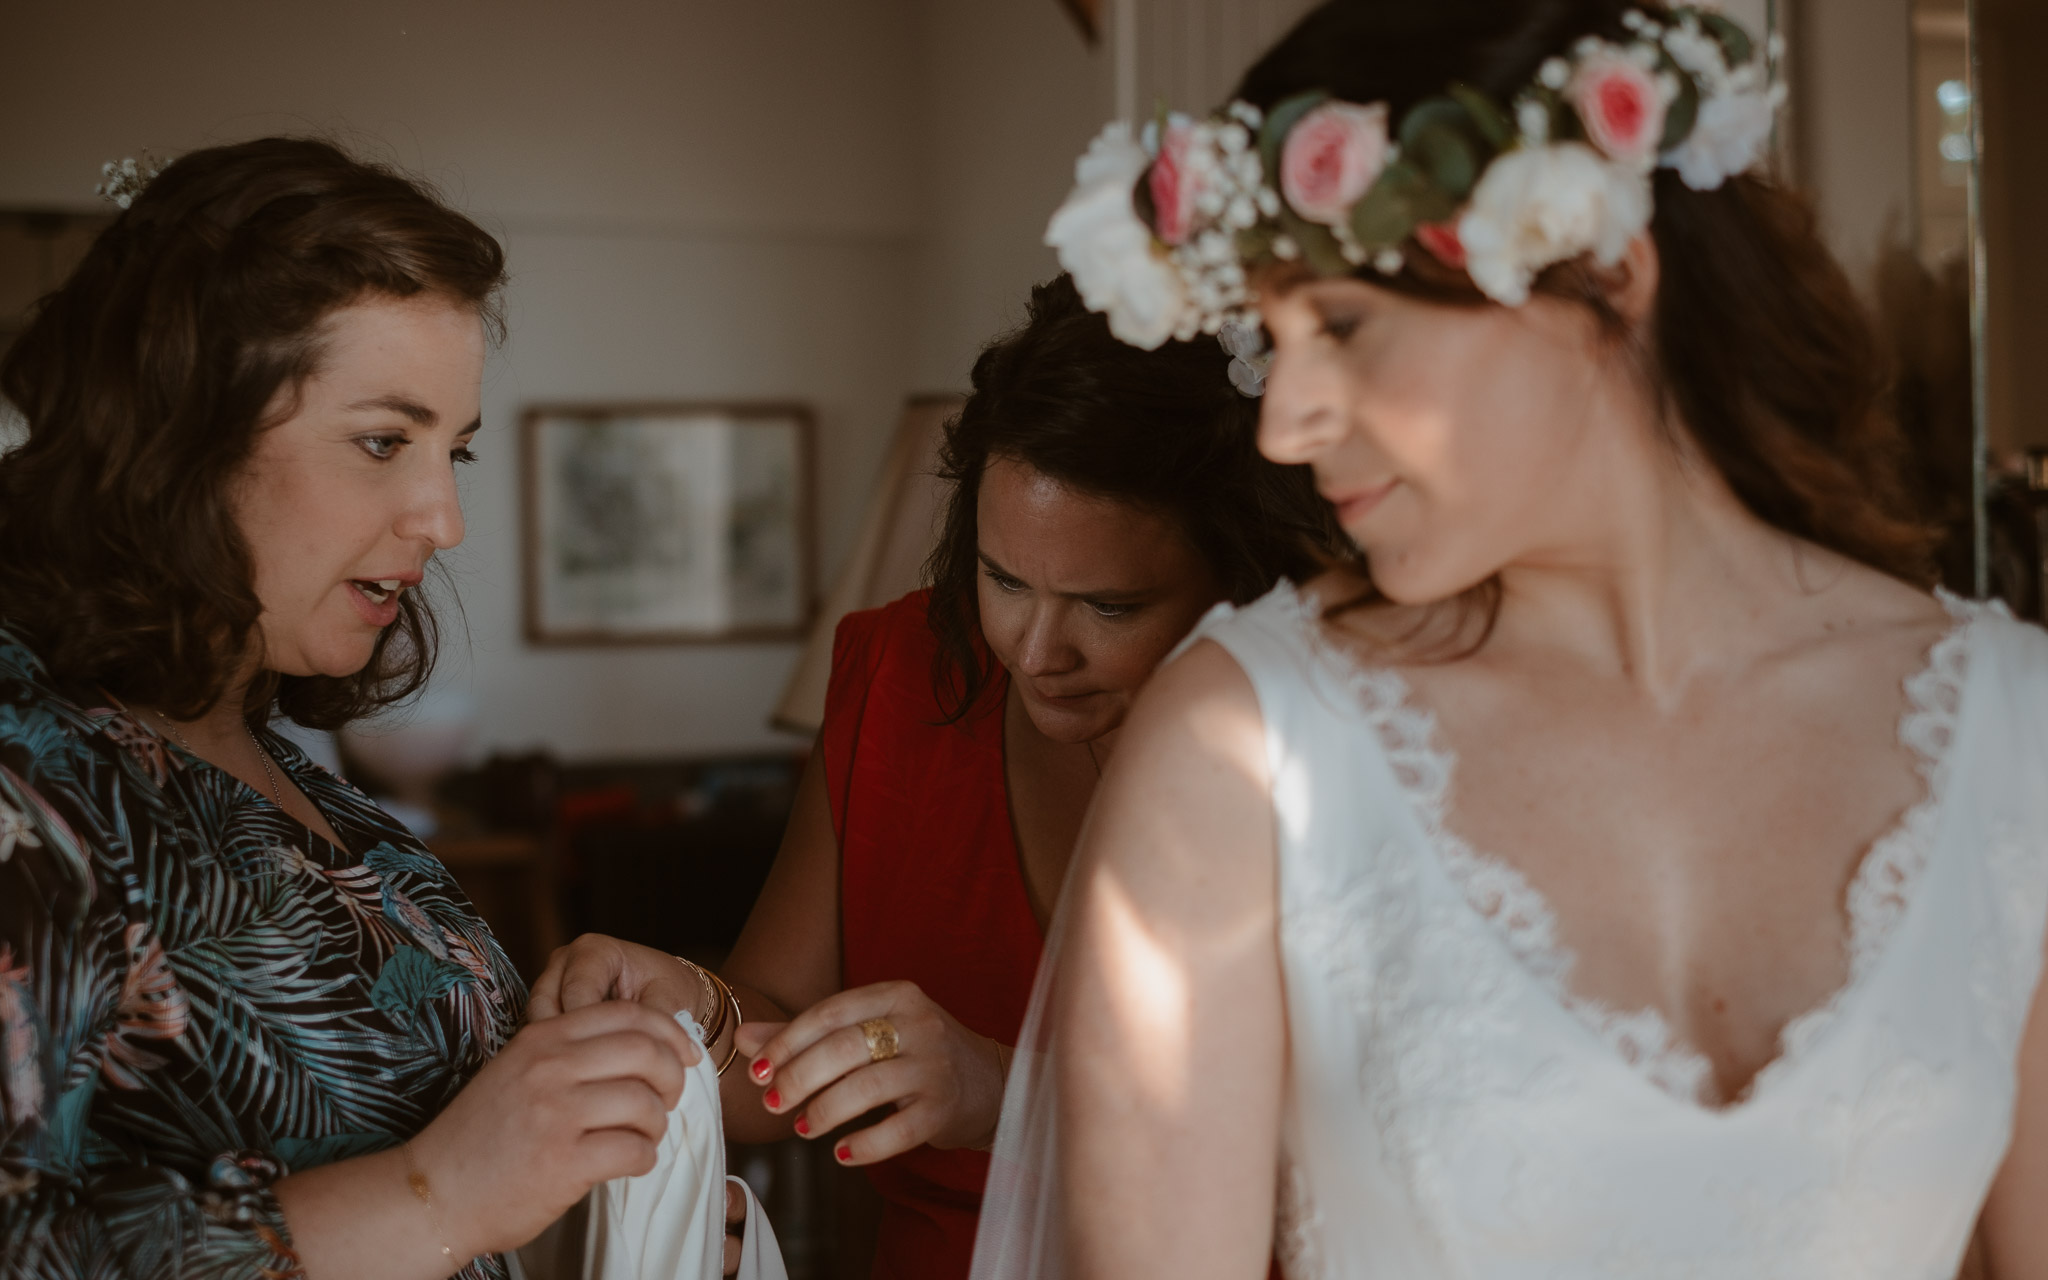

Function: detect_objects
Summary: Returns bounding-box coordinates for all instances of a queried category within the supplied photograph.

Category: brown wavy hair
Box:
[1237,0,1938,617]
[0,136,507,729]
[924,275,1348,720]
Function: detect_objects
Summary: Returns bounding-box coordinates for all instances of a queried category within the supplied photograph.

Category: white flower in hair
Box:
[95,155,163,209]
[1662,83,1784,190]
[1662,14,1734,92]
[1218,317,1271,397]
[1457,142,1651,305]
[1046,122,1192,349]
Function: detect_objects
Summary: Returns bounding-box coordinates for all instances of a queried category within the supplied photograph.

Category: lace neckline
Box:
[1271,584,1979,1110]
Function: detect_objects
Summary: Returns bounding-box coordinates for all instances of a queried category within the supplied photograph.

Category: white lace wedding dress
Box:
[970,582,2048,1280]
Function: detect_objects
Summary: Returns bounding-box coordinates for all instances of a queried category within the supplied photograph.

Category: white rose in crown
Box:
[1458,141,1652,306]
[1047,122,1192,349]
[1569,48,1669,171]
[1664,86,1780,190]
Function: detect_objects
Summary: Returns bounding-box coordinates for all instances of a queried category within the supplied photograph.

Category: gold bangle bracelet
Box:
[400,1141,458,1266]
[673,955,725,1044]
[711,973,744,1076]
[675,955,744,1075]
[700,977,728,1049]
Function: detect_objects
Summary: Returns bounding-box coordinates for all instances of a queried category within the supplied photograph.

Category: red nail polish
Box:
[793,1115,810,1136]
[835,1144,852,1162]
[750,1057,772,1081]
[764,1089,781,1109]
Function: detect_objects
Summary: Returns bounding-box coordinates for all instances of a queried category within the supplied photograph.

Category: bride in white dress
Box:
[970,1,2048,1276]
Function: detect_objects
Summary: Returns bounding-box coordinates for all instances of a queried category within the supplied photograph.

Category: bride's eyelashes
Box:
[1318,311,1364,343]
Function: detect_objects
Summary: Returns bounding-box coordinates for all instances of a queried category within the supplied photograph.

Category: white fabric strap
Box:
[583,1012,788,1280]
[723,1174,786,1280]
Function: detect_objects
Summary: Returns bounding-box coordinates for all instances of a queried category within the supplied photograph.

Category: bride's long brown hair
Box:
[1240,0,1939,622]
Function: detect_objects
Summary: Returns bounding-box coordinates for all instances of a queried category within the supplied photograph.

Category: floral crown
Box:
[1048,6,1784,351]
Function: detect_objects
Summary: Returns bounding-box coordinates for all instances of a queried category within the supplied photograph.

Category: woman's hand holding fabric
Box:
[528,932,702,1022]
[408,1000,701,1257]
[742,980,1007,1164]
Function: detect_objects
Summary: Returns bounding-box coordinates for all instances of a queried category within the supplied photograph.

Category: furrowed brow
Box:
[345,395,437,426]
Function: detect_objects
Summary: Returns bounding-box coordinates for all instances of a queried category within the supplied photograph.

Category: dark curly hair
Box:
[0,136,507,730]
[923,274,1347,720]
[1237,0,1938,609]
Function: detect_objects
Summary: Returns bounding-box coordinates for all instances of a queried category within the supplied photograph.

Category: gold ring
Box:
[859,1017,899,1063]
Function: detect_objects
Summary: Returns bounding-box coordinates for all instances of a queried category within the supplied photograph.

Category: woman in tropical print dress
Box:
[0,138,700,1279]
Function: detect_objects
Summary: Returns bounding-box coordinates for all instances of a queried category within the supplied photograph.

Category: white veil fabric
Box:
[967,610,1274,1280]
[965,887,1078,1280]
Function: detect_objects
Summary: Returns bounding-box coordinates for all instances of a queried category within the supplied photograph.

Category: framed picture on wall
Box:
[521,402,816,644]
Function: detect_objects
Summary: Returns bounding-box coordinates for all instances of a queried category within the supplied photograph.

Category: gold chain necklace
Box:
[154,713,285,810]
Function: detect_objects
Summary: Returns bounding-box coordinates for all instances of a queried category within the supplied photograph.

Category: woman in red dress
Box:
[535,276,1340,1278]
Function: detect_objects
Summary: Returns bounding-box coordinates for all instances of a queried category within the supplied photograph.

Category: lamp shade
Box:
[771,395,962,734]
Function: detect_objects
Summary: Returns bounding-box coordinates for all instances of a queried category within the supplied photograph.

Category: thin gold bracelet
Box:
[673,955,722,1042]
[400,1141,457,1266]
[713,977,744,1077]
[674,955,744,1074]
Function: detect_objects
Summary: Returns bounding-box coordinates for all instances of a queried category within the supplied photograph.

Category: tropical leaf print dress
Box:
[0,625,524,1279]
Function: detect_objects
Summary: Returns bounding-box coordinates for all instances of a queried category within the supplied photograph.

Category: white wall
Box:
[450,229,920,758]
[1792,0,1915,282]
[0,1,924,236]
[0,0,933,759]
[907,0,1114,391]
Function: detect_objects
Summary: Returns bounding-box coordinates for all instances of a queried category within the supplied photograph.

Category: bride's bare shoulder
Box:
[1793,547,1952,644]
[1107,636,1272,815]
[1145,626,1262,711]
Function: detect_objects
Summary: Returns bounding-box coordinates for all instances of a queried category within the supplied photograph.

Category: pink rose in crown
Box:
[1414,221,1467,269]
[1570,51,1667,170]
[1148,120,1202,246]
[1279,101,1391,227]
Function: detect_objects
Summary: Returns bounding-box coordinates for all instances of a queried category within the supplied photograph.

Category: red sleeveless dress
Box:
[822,590,1043,1280]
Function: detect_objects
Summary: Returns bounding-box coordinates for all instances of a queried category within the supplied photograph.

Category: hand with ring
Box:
[736,980,1008,1166]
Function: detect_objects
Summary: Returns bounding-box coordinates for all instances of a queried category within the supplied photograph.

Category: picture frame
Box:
[521,402,816,645]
